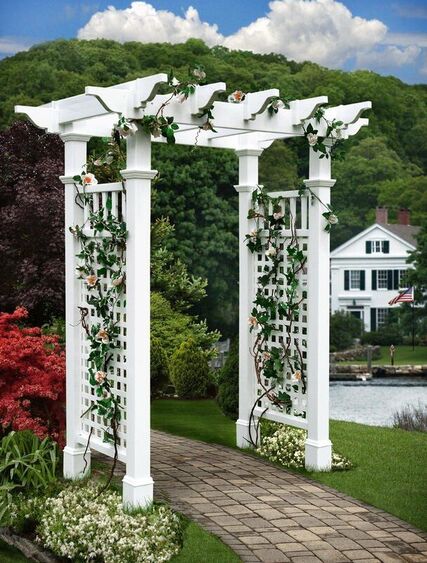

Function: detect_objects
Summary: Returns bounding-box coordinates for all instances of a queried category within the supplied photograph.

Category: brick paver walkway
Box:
[97,431,427,563]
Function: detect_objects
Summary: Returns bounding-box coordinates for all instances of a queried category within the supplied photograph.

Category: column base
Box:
[63,445,91,479]
[236,418,259,449]
[305,438,332,471]
[122,475,154,508]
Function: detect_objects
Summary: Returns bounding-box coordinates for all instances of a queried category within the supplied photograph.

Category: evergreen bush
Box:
[216,338,239,419]
[151,336,170,396]
[170,339,210,399]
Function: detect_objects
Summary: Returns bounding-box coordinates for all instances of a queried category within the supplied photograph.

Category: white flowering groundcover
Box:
[257,422,352,471]
[9,483,183,563]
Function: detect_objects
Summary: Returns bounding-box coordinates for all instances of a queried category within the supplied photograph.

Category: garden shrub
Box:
[151,336,170,395]
[151,292,219,359]
[170,339,210,399]
[8,483,183,563]
[0,307,65,445]
[393,403,427,432]
[330,311,363,351]
[257,422,352,471]
[216,338,238,419]
[361,324,404,346]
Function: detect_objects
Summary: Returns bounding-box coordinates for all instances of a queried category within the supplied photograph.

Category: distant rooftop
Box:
[378,223,420,247]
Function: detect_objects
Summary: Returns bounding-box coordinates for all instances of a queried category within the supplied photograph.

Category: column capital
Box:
[234,184,261,193]
[60,133,92,143]
[304,179,336,189]
[235,148,263,157]
[120,169,158,180]
[59,175,78,185]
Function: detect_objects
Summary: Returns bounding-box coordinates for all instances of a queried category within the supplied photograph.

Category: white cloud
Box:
[78,2,223,46]
[76,0,426,77]
[384,32,427,48]
[356,45,421,69]
[0,37,32,55]
[224,0,387,67]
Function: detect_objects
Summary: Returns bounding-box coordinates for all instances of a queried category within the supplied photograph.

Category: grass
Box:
[152,399,427,532]
[0,541,29,563]
[338,345,427,366]
[171,520,239,563]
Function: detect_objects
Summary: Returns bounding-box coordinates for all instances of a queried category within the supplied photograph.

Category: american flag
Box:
[388,287,414,305]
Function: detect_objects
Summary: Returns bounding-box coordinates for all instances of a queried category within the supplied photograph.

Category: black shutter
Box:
[371,270,377,290]
[370,308,377,332]
[382,240,390,254]
[344,270,350,290]
[387,270,393,290]
[366,241,372,254]
[393,270,399,290]
[360,270,365,290]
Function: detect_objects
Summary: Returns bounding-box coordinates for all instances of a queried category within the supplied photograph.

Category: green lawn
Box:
[338,345,427,366]
[152,399,427,532]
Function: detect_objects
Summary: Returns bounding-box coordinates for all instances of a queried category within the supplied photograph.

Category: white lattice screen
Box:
[253,190,310,430]
[77,183,128,462]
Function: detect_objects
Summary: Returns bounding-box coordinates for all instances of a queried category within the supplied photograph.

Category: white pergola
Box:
[16,74,371,507]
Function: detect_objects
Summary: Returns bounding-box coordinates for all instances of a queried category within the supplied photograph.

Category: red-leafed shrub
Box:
[0,307,65,446]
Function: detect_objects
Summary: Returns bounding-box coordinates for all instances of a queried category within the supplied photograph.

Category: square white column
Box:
[60,133,92,479]
[235,148,262,448]
[121,129,156,507]
[304,146,335,471]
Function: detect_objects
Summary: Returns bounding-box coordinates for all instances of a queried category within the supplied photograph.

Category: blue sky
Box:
[1,0,426,83]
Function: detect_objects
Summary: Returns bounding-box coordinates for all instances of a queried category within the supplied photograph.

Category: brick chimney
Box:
[398,208,410,225]
[375,207,388,224]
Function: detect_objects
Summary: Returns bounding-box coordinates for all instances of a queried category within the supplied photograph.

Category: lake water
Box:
[330,377,427,426]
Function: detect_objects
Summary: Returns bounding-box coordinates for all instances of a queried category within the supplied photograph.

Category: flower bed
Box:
[8,483,183,563]
[257,422,352,471]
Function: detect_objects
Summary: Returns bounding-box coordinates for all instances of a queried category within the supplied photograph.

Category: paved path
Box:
[98,431,427,563]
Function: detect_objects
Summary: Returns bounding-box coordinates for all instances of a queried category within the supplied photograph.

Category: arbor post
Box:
[121,129,156,507]
[61,133,92,479]
[234,148,263,448]
[304,145,335,470]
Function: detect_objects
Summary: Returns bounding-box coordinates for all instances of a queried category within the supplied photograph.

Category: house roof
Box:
[331,222,420,257]
[379,223,420,247]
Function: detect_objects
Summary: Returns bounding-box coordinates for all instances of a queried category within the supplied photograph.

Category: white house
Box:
[330,208,420,332]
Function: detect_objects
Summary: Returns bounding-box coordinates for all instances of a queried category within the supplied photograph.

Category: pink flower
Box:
[111,276,123,287]
[263,351,271,360]
[85,274,97,287]
[228,90,246,103]
[81,173,98,187]
[95,371,107,384]
[248,316,258,328]
[96,329,109,344]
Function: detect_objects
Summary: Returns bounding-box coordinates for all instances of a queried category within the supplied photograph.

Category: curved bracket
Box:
[15,104,59,133]
[243,89,280,121]
[191,82,226,116]
[290,96,328,124]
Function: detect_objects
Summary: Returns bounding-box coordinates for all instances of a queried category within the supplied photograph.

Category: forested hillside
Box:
[0,38,426,334]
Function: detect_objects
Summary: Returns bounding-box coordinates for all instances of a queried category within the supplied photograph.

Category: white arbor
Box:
[16,74,370,507]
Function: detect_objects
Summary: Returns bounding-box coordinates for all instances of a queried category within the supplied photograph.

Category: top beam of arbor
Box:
[15,73,371,150]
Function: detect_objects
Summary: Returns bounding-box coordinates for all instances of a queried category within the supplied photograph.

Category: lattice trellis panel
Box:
[253,190,310,429]
[77,183,128,461]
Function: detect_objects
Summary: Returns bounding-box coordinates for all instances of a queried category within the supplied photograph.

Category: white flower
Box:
[265,245,277,257]
[291,370,302,383]
[273,209,284,220]
[81,173,98,187]
[262,351,271,360]
[95,370,107,383]
[306,132,318,146]
[171,77,180,86]
[85,274,97,287]
[228,90,245,103]
[193,67,206,80]
[249,228,258,238]
[116,119,138,137]
[271,99,285,110]
[328,213,339,225]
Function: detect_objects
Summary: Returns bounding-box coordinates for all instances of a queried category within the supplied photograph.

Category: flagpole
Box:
[412,298,415,352]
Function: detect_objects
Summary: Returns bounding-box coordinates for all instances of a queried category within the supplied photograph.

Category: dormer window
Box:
[366,240,389,254]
